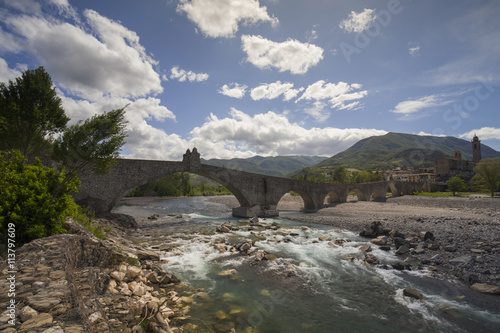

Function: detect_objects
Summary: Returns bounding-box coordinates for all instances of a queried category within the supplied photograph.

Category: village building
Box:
[434,135,481,182]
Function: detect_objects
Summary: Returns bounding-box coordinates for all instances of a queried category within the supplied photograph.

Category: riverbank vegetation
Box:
[126,172,232,197]
[0,67,127,245]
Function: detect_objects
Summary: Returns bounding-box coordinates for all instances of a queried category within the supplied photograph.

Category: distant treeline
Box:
[126,172,231,197]
[294,166,382,183]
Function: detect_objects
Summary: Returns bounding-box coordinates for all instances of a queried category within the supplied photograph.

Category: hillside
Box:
[290,132,500,176]
[202,155,326,176]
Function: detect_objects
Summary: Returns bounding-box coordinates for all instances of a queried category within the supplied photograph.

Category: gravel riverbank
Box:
[208,195,500,290]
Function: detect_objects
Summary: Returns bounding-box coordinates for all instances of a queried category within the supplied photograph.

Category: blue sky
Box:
[1,0,499,160]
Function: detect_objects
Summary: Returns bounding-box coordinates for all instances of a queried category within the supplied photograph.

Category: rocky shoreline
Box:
[0,215,188,333]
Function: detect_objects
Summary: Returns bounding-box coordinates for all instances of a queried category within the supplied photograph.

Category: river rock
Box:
[371,236,388,246]
[19,313,53,332]
[419,231,435,241]
[216,222,232,233]
[403,287,423,300]
[136,249,160,261]
[449,255,473,266]
[19,305,38,322]
[359,221,384,238]
[359,244,372,252]
[110,271,126,282]
[470,283,500,294]
[126,266,143,279]
[214,243,227,253]
[364,253,380,265]
[396,245,410,255]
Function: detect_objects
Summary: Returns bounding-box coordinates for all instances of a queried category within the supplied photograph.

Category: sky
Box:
[1,0,499,161]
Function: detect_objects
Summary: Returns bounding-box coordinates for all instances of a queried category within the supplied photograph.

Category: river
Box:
[113,196,500,333]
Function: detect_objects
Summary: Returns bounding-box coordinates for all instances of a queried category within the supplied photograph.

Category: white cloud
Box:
[296,80,368,111]
[459,127,500,141]
[0,58,22,82]
[391,94,453,117]
[250,81,302,101]
[241,35,324,74]
[177,0,278,38]
[409,45,420,56]
[170,66,209,82]
[339,8,376,33]
[0,27,22,54]
[219,83,247,99]
[4,10,162,101]
[188,108,388,158]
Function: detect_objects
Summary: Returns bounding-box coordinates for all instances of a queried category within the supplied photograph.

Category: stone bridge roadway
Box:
[74,149,426,218]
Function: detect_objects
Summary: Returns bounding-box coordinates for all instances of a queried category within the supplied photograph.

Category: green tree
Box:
[0,67,69,156]
[0,150,80,245]
[473,158,500,197]
[446,176,468,196]
[331,166,350,183]
[51,107,127,201]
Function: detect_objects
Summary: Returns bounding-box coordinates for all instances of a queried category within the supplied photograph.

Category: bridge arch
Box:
[189,170,250,207]
[275,189,316,212]
[324,191,341,205]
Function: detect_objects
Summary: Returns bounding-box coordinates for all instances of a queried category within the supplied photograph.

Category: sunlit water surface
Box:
[113,196,500,333]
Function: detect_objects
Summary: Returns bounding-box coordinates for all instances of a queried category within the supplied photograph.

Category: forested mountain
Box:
[201,155,326,176]
[290,132,500,176]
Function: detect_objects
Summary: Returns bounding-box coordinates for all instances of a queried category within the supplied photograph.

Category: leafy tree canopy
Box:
[0,66,69,155]
[473,158,500,197]
[446,176,468,196]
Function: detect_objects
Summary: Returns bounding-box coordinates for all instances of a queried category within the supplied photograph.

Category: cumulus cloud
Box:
[170,66,209,82]
[188,108,388,158]
[296,80,368,111]
[339,8,376,33]
[0,58,22,82]
[250,81,302,101]
[0,27,22,54]
[219,83,247,99]
[391,94,454,118]
[4,10,162,101]
[459,127,500,141]
[241,35,324,74]
[177,0,278,38]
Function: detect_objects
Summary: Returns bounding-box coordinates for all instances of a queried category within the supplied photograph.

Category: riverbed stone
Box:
[449,255,473,266]
[359,244,372,252]
[19,313,53,332]
[403,288,423,300]
[470,283,500,294]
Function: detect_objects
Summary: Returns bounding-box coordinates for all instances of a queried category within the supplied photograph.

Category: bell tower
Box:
[471,134,481,163]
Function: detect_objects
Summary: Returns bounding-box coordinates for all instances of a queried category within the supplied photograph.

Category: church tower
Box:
[471,134,481,163]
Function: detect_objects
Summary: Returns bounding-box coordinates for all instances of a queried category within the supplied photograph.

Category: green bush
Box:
[0,150,80,245]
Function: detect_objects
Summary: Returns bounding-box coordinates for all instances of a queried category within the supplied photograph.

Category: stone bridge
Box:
[74,148,426,218]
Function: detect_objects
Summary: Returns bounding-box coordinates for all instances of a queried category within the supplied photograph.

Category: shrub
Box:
[0,150,80,245]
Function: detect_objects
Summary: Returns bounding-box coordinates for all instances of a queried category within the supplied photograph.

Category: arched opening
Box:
[323,191,341,206]
[370,190,384,201]
[276,190,314,212]
[120,171,249,208]
[350,188,366,201]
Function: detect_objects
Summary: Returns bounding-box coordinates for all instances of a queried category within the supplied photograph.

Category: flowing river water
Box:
[113,196,500,333]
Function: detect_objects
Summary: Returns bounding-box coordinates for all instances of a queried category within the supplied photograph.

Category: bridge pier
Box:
[232,205,279,218]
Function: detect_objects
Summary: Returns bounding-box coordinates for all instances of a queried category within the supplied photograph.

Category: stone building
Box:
[434,135,481,182]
